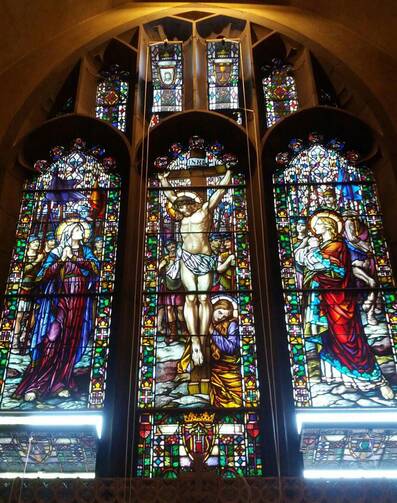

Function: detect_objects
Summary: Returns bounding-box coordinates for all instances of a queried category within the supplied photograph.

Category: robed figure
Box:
[209,298,242,408]
[295,210,394,400]
[15,220,99,402]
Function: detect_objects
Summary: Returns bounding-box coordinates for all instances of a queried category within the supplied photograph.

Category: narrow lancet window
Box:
[151,42,183,114]
[96,64,130,132]
[262,59,298,128]
[207,41,240,111]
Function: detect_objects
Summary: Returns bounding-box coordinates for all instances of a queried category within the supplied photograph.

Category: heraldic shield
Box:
[182,412,216,462]
[214,60,232,86]
[158,60,176,86]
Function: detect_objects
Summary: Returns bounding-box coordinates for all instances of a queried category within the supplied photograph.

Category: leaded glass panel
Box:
[136,137,262,477]
[273,134,397,408]
[301,426,397,471]
[207,41,240,110]
[0,428,97,475]
[0,139,121,411]
[151,42,183,113]
[263,59,298,128]
[96,65,129,132]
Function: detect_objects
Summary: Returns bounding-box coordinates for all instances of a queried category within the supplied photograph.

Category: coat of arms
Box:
[214,59,232,86]
[182,412,216,462]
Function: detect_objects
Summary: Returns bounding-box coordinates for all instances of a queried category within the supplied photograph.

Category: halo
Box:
[55,218,92,242]
[175,191,202,204]
[211,295,238,319]
[309,210,343,236]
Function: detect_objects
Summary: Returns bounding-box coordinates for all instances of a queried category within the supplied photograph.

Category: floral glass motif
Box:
[96,65,129,132]
[136,137,262,477]
[0,139,121,411]
[273,134,397,408]
[262,59,298,128]
[207,41,240,110]
[151,42,183,113]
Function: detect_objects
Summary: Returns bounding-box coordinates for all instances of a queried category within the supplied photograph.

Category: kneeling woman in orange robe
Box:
[209,299,242,408]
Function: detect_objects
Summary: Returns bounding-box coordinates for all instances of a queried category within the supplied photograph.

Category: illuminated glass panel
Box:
[96,65,129,132]
[207,41,240,110]
[301,426,397,471]
[136,137,261,477]
[273,134,397,408]
[262,59,298,128]
[151,42,183,113]
[0,139,121,411]
[0,428,97,475]
[137,412,262,478]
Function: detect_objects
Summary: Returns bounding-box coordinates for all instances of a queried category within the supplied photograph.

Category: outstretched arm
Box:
[158,172,178,204]
[207,169,232,211]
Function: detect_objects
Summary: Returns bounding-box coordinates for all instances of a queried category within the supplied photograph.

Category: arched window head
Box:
[207,40,240,111]
[0,138,121,411]
[273,133,397,409]
[96,64,130,132]
[262,59,298,128]
[136,136,262,478]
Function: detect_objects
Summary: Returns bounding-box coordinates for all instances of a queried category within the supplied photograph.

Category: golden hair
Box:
[317,216,339,238]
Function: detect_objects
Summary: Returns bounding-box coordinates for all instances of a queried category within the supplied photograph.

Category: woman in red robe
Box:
[297,210,394,400]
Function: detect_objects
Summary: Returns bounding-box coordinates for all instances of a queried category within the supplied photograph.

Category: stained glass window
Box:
[136,137,262,477]
[151,42,183,113]
[273,133,397,409]
[262,59,298,128]
[207,41,240,110]
[96,65,129,132]
[0,138,121,412]
[0,428,97,475]
[300,426,397,472]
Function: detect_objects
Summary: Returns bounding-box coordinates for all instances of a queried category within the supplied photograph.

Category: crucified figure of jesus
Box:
[158,169,232,369]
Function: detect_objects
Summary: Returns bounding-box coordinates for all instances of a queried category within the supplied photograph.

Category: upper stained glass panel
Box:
[96,65,129,132]
[0,139,121,411]
[273,134,397,408]
[207,41,240,111]
[262,59,298,128]
[136,136,261,477]
[151,42,183,113]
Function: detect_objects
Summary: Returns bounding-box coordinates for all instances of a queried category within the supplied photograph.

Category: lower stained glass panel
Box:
[0,427,97,474]
[301,426,397,470]
[137,411,262,478]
